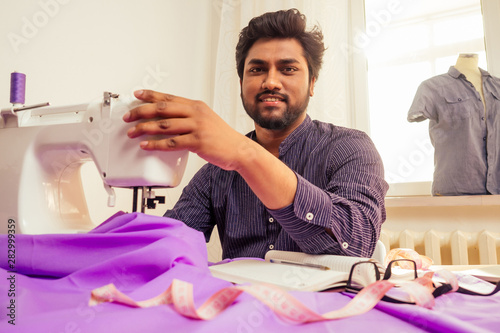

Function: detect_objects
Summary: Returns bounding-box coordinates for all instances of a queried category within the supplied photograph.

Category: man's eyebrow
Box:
[247,58,267,66]
[278,58,301,65]
[246,58,301,66]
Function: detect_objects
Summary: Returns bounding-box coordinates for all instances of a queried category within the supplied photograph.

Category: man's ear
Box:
[309,77,316,97]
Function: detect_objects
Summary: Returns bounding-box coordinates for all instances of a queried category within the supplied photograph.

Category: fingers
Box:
[133,89,192,105]
[123,90,199,123]
[123,99,191,123]
[133,89,176,103]
[139,134,196,152]
[123,90,224,158]
[127,118,194,138]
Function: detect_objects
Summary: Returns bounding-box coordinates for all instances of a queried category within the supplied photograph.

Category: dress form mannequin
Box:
[454,53,486,111]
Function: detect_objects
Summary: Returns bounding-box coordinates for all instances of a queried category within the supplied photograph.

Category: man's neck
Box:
[254,113,306,157]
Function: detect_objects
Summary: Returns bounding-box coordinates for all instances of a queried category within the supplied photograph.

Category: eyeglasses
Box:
[345,259,415,289]
[345,259,431,304]
[345,260,381,293]
[383,258,418,281]
[345,258,500,304]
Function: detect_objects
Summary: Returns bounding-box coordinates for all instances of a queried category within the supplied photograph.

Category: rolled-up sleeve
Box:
[269,132,388,258]
[408,82,434,122]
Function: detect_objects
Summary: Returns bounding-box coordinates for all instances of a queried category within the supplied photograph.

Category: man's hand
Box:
[123,89,297,210]
[123,89,255,171]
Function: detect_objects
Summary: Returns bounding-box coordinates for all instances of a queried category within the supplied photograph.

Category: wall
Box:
[0,0,214,223]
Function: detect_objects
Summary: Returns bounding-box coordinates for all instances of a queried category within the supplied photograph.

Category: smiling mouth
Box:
[260,97,283,102]
[257,92,287,103]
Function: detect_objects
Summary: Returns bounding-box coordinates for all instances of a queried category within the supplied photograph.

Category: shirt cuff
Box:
[292,173,332,228]
[267,173,342,254]
[268,202,339,253]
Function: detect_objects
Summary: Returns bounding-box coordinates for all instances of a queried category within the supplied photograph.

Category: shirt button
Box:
[269,244,274,250]
[458,98,462,101]
[483,137,487,141]
[268,217,274,223]
[482,117,485,121]
[342,242,349,249]
[305,212,314,221]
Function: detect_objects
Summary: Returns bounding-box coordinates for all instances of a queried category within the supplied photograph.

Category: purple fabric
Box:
[1,212,499,332]
[343,291,500,333]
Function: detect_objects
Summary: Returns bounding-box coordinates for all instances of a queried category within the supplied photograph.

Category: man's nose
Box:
[262,69,282,91]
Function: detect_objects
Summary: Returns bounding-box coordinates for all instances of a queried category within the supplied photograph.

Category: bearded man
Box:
[123,9,388,259]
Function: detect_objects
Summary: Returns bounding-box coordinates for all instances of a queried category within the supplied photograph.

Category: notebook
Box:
[209,250,384,291]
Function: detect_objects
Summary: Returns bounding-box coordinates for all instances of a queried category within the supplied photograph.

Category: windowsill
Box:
[386,181,432,197]
[385,194,500,208]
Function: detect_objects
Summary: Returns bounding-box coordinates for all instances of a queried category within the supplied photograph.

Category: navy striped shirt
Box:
[165,115,388,259]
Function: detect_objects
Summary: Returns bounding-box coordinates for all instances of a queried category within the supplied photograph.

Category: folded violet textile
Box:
[1,212,498,332]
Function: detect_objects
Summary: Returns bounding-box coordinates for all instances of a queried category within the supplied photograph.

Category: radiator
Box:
[209,227,500,265]
[380,229,500,265]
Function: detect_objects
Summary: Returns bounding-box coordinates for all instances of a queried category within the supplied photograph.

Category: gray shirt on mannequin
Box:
[408,66,500,195]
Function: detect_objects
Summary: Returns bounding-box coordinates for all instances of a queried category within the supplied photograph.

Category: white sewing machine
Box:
[0,92,188,235]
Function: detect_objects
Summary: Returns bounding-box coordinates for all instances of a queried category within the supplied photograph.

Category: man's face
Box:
[240,38,315,130]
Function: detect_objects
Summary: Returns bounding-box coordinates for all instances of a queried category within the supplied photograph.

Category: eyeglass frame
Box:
[344,258,500,303]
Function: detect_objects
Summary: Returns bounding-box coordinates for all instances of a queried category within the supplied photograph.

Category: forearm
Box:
[233,138,298,210]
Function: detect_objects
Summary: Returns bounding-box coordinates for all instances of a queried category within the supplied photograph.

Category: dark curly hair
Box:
[235,8,325,82]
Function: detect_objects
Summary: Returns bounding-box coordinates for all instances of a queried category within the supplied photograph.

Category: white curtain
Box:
[210,0,355,135]
[0,0,357,226]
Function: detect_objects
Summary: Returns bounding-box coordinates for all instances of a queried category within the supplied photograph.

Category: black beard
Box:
[241,89,310,130]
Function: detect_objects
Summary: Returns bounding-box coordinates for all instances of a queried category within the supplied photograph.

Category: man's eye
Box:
[283,67,297,73]
[249,68,263,73]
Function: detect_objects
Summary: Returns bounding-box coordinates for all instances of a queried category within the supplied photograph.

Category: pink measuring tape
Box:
[90,279,397,323]
[384,248,434,269]
[89,249,455,323]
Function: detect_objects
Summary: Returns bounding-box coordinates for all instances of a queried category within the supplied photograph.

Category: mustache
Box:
[256,90,288,101]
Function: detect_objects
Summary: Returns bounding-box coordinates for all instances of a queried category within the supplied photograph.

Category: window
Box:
[363,0,487,194]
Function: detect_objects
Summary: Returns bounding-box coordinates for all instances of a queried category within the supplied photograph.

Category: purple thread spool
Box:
[10,72,26,105]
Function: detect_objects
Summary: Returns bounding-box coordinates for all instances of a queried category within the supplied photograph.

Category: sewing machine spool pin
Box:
[12,102,51,112]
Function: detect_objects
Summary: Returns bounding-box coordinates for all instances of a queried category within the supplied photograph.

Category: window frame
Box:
[351,0,500,196]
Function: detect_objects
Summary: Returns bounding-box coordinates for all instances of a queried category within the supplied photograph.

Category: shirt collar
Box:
[247,114,313,157]
[448,66,492,79]
[279,114,312,157]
